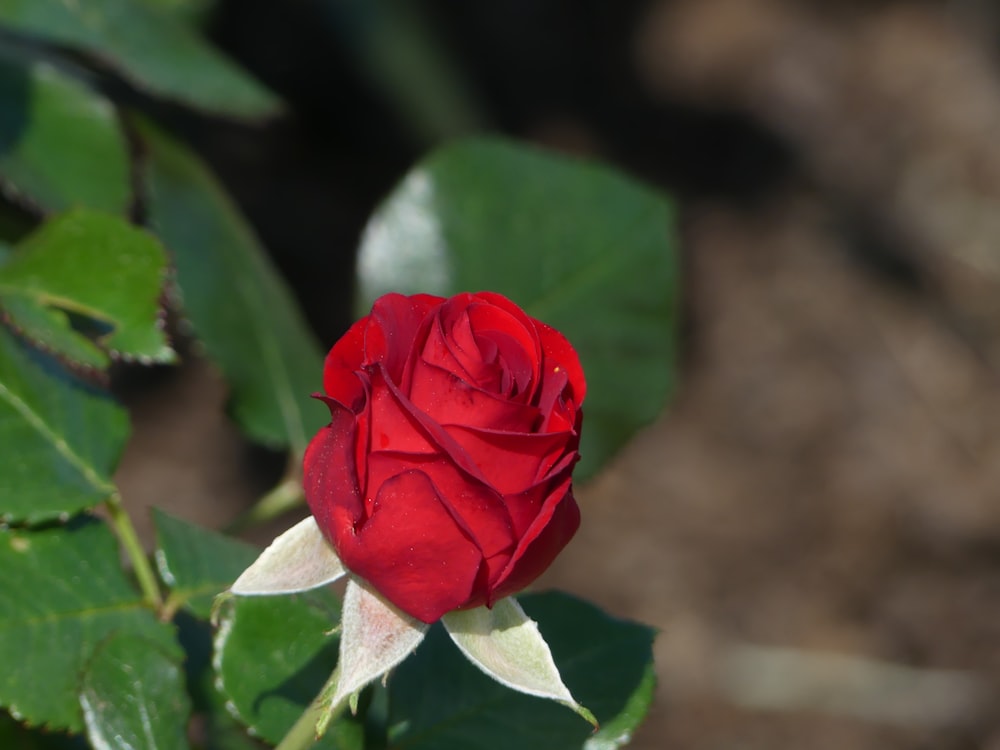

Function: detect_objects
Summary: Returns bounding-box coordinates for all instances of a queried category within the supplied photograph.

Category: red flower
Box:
[303,292,585,623]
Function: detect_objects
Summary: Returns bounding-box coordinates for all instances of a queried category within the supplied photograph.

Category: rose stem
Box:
[106,492,163,610]
[275,669,344,750]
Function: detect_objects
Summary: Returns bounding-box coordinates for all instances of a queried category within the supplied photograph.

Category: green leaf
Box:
[213,591,346,747]
[153,509,260,620]
[137,120,326,451]
[356,138,679,480]
[175,612,262,750]
[0,518,179,732]
[387,591,656,750]
[0,326,127,523]
[0,210,174,369]
[136,0,217,27]
[0,711,86,749]
[0,0,281,118]
[0,52,131,215]
[80,633,190,750]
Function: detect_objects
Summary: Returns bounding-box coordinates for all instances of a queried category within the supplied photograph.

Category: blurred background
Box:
[117,1,1000,747]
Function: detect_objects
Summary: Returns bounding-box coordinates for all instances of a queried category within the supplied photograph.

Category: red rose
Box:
[303,292,585,623]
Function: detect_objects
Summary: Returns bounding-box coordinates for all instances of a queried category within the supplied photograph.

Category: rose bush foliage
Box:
[304,291,585,623]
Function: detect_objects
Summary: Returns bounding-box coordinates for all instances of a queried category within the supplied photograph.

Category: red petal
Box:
[466,299,540,397]
[323,318,368,409]
[534,319,586,404]
[365,293,442,382]
[408,359,540,433]
[443,424,574,496]
[489,480,580,600]
[337,470,483,623]
[303,400,366,547]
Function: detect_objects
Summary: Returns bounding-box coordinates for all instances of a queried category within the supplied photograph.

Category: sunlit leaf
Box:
[0,326,127,524]
[213,590,349,747]
[0,518,179,732]
[0,210,174,369]
[80,633,190,750]
[153,510,259,620]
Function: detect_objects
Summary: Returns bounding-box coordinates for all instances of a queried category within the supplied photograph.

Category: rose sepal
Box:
[315,578,428,736]
[442,596,598,729]
[229,516,346,595]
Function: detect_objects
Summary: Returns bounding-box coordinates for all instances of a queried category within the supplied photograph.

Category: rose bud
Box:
[303,291,585,623]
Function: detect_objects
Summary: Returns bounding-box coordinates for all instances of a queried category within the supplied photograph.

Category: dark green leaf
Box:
[356,138,679,480]
[138,120,326,451]
[0,711,86,749]
[387,591,656,750]
[80,633,190,750]
[153,509,260,619]
[213,591,349,747]
[0,518,179,732]
[137,0,217,27]
[0,326,127,523]
[0,210,174,368]
[0,53,131,214]
[175,612,262,750]
[0,0,281,118]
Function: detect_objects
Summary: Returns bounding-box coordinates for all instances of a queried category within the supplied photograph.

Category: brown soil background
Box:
[116,2,1000,747]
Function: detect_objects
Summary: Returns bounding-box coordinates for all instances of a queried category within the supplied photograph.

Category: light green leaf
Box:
[388,591,656,750]
[356,138,679,480]
[441,597,596,727]
[137,120,326,451]
[0,0,281,118]
[153,510,260,620]
[0,210,174,369]
[0,518,179,732]
[0,52,131,215]
[213,589,344,747]
[0,326,127,523]
[80,633,190,750]
[230,515,346,597]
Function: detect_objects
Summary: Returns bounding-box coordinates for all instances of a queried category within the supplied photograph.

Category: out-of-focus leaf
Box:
[356,138,679,480]
[213,591,353,748]
[0,518,179,732]
[80,633,190,750]
[137,0,217,27]
[0,326,127,524]
[0,210,174,369]
[138,120,326,451]
[0,0,281,118]
[0,53,130,214]
[153,509,259,620]
[0,711,86,749]
[388,591,656,750]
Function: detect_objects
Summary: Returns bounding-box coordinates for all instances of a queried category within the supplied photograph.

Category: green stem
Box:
[227,474,304,532]
[276,667,343,750]
[106,493,163,610]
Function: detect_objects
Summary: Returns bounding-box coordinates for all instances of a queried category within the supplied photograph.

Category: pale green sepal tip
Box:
[230,515,346,596]
[442,596,599,729]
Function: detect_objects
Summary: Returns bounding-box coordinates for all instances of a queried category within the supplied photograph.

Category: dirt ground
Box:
[115,1,1000,748]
